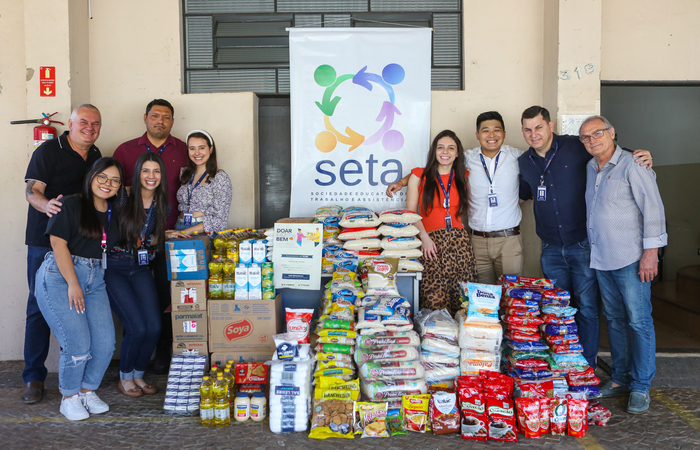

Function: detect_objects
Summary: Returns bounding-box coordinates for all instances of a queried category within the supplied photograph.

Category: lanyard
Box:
[528,141,559,186]
[145,143,167,156]
[139,201,155,248]
[437,169,454,210]
[186,172,208,210]
[479,151,501,194]
[101,204,112,269]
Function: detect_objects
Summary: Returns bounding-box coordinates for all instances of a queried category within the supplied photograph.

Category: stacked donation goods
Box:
[163,354,207,414]
[456,282,503,376]
[376,209,424,273]
[415,309,461,386]
[167,233,210,359]
[356,258,427,407]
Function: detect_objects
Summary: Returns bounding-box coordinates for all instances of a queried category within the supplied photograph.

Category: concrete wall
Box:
[1,0,699,361]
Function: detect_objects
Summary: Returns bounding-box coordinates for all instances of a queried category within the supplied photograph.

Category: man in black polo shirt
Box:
[22,104,103,403]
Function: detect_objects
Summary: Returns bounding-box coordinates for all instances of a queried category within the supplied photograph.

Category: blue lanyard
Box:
[101,204,112,250]
[145,143,166,156]
[186,172,208,210]
[139,201,155,247]
[529,141,559,186]
[479,151,501,194]
[436,170,454,209]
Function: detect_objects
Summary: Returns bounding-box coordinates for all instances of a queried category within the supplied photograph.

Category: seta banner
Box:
[289,28,432,216]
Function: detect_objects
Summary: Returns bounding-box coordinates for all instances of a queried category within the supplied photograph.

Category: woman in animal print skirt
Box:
[406,130,477,315]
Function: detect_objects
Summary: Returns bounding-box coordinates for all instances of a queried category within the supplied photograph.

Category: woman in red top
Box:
[407,130,477,313]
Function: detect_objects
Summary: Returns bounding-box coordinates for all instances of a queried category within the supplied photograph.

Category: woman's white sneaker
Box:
[60,395,89,421]
[79,391,109,414]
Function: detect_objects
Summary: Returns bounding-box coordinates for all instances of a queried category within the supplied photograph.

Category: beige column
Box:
[543,0,603,132]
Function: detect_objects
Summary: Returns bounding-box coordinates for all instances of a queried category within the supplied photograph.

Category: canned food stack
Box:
[456,282,502,375]
[415,309,461,386]
[376,209,425,273]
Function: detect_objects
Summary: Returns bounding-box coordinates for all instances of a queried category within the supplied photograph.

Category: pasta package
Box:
[402,394,430,433]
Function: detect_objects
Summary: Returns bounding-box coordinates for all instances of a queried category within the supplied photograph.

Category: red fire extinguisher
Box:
[11,112,65,149]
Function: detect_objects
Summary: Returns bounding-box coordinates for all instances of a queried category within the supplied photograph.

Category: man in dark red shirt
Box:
[113,99,189,374]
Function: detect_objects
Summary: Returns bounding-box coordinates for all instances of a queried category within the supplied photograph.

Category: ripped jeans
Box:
[35,252,115,396]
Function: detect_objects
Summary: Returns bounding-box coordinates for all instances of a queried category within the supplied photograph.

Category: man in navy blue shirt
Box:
[517,106,652,372]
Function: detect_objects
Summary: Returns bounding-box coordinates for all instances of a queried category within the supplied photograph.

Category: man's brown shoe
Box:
[21,381,44,404]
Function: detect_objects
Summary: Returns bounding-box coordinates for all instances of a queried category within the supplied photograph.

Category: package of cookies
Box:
[308,387,359,439]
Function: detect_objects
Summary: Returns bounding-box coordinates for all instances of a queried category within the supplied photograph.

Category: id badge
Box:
[102,252,107,269]
[183,212,193,227]
[137,249,149,266]
[537,185,547,201]
[445,215,453,229]
[488,193,498,207]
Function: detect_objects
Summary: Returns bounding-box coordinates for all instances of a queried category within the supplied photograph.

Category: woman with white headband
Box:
[175,130,232,234]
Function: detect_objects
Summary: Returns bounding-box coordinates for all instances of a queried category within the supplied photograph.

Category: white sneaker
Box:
[79,391,109,414]
[60,395,89,421]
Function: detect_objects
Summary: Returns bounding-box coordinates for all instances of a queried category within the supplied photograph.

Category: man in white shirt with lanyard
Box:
[386,111,523,284]
[465,111,524,283]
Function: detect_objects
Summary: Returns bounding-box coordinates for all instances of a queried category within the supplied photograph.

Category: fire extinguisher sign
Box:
[39,67,56,97]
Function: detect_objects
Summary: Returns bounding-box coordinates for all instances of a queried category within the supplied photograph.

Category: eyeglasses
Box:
[95,173,121,188]
[579,128,609,143]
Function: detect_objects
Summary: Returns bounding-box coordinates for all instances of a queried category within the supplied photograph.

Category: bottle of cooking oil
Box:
[213,374,230,427]
[209,363,219,378]
[223,366,235,412]
[199,376,214,427]
[208,259,223,299]
[222,259,236,300]
[213,233,228,260]
[226,236,239,265]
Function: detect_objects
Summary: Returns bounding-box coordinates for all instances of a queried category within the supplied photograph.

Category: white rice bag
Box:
[381,249,423,259]
[415,309,459,342]
[421,337,461,359]
[314,205,343,218]
[377,209,422,224]
[380,237,422,250]
[420,350,458,365]
[339,211,381,228]
[338,227,381,240]
[343,238,382,251]
[398,258,424,272]
[423,363,461,383]
[357,331,421,348]
[356,307,386,331]
[377,223,420,237]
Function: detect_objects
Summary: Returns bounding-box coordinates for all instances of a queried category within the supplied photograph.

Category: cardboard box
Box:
[165,235,210,280]
[210,351,274,366]
[172,310,208,342]
[208,295,282,352]
[276,217,314,223]
[173,341,209,355]
[171,279,208,311]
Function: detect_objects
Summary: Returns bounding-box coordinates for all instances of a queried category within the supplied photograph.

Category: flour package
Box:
[268,359,314,433]
[465,283,502,323]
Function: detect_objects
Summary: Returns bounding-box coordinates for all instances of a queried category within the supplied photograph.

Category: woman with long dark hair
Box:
[35,157,123,421]
[105,152,171,397]
[406,130,478,314]
[175,130,232,234]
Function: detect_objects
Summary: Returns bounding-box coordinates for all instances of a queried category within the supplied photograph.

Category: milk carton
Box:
[252,240,267,264]
[248,263,262,300]
[234,264,249,300]
[239,240,253,265]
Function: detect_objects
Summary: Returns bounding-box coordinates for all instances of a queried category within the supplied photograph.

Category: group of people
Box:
[388,106,666,414]
[22,100,233,420]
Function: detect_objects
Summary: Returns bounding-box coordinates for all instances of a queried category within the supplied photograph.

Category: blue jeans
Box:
[105,252,162,380]
[541,238,600,369]
[596,261,655,394]
[24,245,52,383]
[35,253,115,396]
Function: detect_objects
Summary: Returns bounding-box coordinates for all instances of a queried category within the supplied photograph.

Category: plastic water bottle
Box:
[199,376,214,427]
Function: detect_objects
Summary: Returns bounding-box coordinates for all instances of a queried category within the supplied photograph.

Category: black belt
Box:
[472,226,520,238]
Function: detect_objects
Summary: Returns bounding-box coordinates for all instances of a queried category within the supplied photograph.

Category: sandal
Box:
[135,381,157,395]
[118,380,143,398]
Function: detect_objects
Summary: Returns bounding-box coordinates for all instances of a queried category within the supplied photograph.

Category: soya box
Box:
[208,295,282,352]
[172,310,208,342]
[171,279,208,311]
[165,235,210,280]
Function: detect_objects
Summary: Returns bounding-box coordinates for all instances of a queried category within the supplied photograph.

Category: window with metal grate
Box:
[183,0,462,94]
